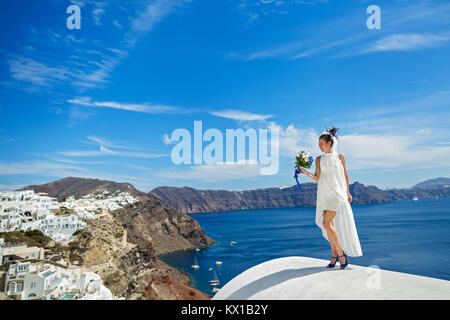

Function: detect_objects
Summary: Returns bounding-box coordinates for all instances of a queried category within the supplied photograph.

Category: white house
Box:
[4,262,121,300]
[0,190,87,242]
[37,214,87,241]
[0,240,44,265]
[4,262,35,299]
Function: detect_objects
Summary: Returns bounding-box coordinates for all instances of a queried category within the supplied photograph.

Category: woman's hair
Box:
[319,126,340,147]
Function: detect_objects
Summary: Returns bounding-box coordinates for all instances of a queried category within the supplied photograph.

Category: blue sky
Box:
[0,0,449,192]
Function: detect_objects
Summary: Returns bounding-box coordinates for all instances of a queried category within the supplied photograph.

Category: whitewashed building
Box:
[0,190,86,242]
[4,262,122,300]
[0,239,45,265]
[4,262,31,298]
[0,189,138,242]
[63,190,138,219]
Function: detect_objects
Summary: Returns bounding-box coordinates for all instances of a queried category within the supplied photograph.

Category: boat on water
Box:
[211,287,220,294]
[209,270,220,287]
[191,256,200,269]
[230,241,237,246]
[412,197,419,201]
[215,261,223,265]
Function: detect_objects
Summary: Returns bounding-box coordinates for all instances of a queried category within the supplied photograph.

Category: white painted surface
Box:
[212,256,450,300]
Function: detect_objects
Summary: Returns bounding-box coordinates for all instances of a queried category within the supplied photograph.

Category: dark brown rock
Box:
[113,196,217,255]
[19,176,150,201]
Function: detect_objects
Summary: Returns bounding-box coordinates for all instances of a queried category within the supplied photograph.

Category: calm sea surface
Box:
[159,197,450,296]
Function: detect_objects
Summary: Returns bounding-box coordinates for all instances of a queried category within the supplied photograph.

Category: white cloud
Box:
[8,56,72,87]
[158,160,262,182]
[130,0,175,33]
[112,19,123,29]
[126,0,191,47]
[6,0,190,92]
[85,135,146,151]
[65,35,84,44]
[231,1,450,60]
[7,48,126,91]
[210,109,273,121]
[227,41,304,61]
[362,33,450,53]
[59,135,169,159]
[262,121,317,157]
[0,160,89,176]
[59,147,168,158]
[416,128,431,135]
[69,0,85,8]
[68,97,181,114]
[338,134,450,170]
[162,134,172,145]
[0,160,158,193]
[93,8,105,25]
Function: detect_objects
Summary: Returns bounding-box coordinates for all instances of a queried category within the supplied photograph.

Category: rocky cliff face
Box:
[113,196,217,255]
[150,180,450,214]
[151,183,317,214]
[17,177,216,299]
[64,215,210,300]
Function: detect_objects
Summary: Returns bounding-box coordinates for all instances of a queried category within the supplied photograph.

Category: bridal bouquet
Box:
[295,150,314,169]
[294,151,314,191]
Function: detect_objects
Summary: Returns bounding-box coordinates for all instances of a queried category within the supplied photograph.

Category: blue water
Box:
[159,198,450,296]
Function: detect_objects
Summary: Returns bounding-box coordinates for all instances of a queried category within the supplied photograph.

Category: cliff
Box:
[113,196,216,255]
[151,183,316,213]
[150,179,450,214]
[150,182,392,214]
[17,177,217,299]
[63,215,210,300]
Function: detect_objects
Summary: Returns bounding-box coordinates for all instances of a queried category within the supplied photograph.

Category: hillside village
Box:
[0,189,138,300]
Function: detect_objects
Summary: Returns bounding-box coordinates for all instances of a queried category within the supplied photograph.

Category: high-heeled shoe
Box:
[326,255,338,268]
[338,251,348,269]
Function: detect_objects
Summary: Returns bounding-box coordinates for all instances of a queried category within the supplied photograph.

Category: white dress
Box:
[315,151,363,257]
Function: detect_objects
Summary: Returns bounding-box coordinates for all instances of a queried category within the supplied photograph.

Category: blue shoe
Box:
[326,255,338,268]
[338,252,348,269]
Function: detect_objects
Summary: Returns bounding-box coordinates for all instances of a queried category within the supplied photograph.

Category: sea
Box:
[159,197,450,297]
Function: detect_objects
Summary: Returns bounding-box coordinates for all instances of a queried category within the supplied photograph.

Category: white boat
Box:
[211,287,220,294]
[230,241,237,246]
[195,248,200,251]
[215,261,222,265]
[191,257,200,269]
[412,197,419,201]
[208,267,213,271]
[209,270,220,287]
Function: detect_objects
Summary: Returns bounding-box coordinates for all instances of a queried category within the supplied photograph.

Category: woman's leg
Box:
[323,210,343,258]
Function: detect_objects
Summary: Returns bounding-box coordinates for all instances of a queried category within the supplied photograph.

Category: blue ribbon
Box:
[294,168,302,191]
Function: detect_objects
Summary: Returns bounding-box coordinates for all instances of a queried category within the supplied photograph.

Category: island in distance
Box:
[150,177,450,214]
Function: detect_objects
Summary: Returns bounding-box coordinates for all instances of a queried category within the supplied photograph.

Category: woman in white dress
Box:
[298,127,363,269]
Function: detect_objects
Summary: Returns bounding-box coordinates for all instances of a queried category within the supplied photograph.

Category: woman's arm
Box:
[299,156,321,182]
[338,154,349,193]
[339,153,352,202]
